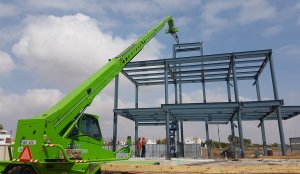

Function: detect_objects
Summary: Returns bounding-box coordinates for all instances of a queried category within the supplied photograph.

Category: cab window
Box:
[81,116,102,141]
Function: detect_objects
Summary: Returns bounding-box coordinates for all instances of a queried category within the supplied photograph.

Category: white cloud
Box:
[151,0,201,11]
[13,13,164,89]
[176,16,192,28]
[0,50,15,75]
[110,1,155,17]
[238,0,276,25]
[277,44,300,57]
[262,25,282,37]
[0,3,19,18]
[106,0,200,21]
[295,1,300,25]
[200,1,240,39]
[26,0,71,10]
[0,88,63,117]
[200,0,277,39]
[0,88,63,133]
[25,0,104,13]
[201,1,239,27]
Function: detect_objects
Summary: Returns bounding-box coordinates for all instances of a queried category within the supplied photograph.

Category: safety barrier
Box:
[0,145,11,161]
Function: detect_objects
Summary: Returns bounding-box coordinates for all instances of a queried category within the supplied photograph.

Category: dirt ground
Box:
[201,148,300,159]
[187,158,300,166]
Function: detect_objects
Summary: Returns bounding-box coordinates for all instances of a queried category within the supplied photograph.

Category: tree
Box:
[228,135,254,149]
[0,124,3,130]
[228,135,239,146]
[244,138,252,149]
[156,138,166,144]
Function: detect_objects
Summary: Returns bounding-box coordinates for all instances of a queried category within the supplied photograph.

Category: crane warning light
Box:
[19,146,32,162]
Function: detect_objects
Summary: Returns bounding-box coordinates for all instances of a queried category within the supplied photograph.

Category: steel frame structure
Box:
[112,42,300,159]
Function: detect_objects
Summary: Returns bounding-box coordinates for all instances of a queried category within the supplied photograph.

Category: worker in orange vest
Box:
[137,137,142,157]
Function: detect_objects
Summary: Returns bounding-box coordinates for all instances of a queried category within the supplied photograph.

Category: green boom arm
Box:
[32,16,178,135]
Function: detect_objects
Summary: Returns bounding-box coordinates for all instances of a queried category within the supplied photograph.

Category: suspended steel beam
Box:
[121,70,137,85]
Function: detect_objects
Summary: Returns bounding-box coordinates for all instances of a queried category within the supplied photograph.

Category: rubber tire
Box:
[5,165,36,174]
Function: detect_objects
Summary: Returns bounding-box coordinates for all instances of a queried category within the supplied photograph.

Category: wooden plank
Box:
[101,164,300,173]
[257,156,300,159]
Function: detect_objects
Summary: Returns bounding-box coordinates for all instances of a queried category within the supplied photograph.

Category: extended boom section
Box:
[37,16,178,134]
[0,16,178,174]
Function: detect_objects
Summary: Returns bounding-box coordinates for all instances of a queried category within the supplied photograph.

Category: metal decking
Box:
[122,49,270,86]
[115,100,300,123]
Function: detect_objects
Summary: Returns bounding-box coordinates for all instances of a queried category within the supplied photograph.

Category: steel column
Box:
[227,80,232,102]
[175,83,178,104]
[205,119,211,159]
[176,121,180,157]
[256,79,267,155]
[180,121,184,157]
[135,84,139,156]
[165,62,170,160]
[269,54,286,155]
[135,84,139,108]
[135,121,139,157]
[232,56,245,158]
[256,79,261,101]
[201,66,206,103]
[112,74,119,151]
[260,119,267,156]
[230,120,237,158]
[237,110,244,158]
[166,110,171,160]
[200,42,203,56]
[165,62,169,104]
[179,77,184,157]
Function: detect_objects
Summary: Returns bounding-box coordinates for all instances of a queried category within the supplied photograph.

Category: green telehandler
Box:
[0,16,178,174]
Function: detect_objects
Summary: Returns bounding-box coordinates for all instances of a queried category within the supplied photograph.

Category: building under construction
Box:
[112,42,300,159]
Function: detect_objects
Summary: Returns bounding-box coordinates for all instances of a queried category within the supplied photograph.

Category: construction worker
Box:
[137,137,142,157]
[141,137,147,157]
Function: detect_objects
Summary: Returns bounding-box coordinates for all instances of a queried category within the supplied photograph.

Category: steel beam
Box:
[138,76,254,86]
[124,49,271,68]
[208,121,228,124]
[174,42,203,47]
[121,70,137,85]
[166,63,176,82]
[176,47,201,53]
[254,55,269,83]
[124,66,163,73]
[138,122,166,126]
[130,72,165,78]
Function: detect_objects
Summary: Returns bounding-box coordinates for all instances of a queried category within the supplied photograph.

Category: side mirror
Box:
[126,136,132,146]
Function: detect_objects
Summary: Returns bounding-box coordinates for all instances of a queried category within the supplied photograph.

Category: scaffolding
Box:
[112,42,300,159]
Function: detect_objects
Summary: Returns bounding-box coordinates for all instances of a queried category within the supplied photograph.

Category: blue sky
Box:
[0,0,300,144]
